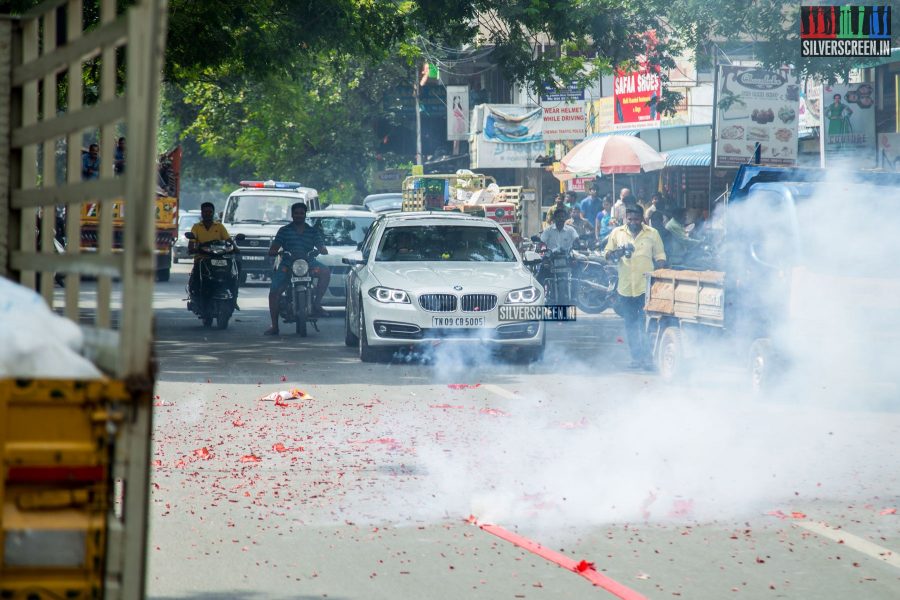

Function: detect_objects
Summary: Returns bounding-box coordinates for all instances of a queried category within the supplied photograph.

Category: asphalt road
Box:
[147,262,900,599]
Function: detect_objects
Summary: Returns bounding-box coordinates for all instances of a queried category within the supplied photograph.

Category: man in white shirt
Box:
[540,207,578,252]
[612,187,633,224]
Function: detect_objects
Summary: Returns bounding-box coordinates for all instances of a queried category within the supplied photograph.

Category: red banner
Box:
[613,70,661,126]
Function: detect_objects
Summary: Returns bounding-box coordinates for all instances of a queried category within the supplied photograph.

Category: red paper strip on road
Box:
[474,520,648,600]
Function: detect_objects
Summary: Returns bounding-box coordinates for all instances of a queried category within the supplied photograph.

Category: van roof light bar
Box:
[239,180,302,189]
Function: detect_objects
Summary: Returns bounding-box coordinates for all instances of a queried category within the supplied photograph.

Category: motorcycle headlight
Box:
[368,286,410,304]
[292,259,309,277]
[506,286,539,304]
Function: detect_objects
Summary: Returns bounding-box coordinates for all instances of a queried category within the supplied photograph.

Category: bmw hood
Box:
[369,262,536,293]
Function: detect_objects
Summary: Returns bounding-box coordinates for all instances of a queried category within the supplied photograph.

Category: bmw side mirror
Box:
[342,250,365,266]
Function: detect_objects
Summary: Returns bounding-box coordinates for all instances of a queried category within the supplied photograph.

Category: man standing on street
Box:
[612,187,633,224]
[579,188,602,225]
[82,143,100,180]
[265,202,331,335]
[604,204,666,369]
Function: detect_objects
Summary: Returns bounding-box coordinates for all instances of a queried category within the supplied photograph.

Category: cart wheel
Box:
[657,326,685,382]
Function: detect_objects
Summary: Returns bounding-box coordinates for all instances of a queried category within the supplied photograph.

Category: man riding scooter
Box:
[189,202,240,309]
[264,202,330,335]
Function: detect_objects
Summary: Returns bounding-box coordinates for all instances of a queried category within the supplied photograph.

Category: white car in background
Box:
[305,208,376,306]
[343,212,545,362]
[172,211,201,263]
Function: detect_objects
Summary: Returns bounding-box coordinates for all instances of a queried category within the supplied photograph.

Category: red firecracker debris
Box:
[479,408,509,416]
[429,404,466,409]
[575,560,595,573]
[880,508,897,515]
[273,443,288,453]
[280,375,287,382]
[240,454,262,463]
[193,447,212,460]
[447,383,481,390]
[791,511,807,519]
[232,419,245,427]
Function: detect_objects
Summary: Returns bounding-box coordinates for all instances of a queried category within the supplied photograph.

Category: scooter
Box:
[185,232,243,329]
[276,249,320,336]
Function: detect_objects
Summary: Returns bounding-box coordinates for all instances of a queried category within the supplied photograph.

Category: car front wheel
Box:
[358,303,383,363]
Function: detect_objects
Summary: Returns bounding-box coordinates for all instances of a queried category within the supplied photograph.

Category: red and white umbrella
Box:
[560,134,667,176]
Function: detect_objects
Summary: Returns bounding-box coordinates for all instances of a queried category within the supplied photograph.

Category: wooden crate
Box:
[645,269,726,323]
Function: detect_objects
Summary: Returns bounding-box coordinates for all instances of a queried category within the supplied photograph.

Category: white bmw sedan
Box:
[343,212,546,362]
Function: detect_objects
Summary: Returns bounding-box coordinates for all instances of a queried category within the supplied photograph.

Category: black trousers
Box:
[189,260,239,302]
[617,293,649,362]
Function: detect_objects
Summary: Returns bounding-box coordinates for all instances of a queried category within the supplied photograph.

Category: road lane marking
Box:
[470,517,648,599]
[795,520,900,569]
[482,384,519,400]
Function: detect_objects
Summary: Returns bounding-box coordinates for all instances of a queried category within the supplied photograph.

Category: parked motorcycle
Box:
[276,249,320,337]
[529,234,618,313]
[570,247,618,314]
[185,232,243,329]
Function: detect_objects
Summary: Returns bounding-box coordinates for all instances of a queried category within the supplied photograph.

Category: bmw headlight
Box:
[368,286,410,304]
[506,286,539,304]
[292,259,309,277]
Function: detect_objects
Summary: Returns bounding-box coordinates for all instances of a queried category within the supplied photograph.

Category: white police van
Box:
[221,181,320,284]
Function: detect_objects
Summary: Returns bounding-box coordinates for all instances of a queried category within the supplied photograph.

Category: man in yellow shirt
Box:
[189,202,240,307]
[604,205,666,369]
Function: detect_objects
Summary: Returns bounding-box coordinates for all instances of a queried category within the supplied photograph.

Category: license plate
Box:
[243,255,265,261]
[432,316,485,328]
[211,259,227,266]
[291,276,312,283]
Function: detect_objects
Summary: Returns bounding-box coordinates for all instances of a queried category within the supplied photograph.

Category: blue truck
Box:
[645,165,900,391]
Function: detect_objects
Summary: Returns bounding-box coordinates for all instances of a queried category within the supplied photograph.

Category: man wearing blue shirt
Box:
[265,202,330,334]
[579,190,602,225]
[82,144,100,180]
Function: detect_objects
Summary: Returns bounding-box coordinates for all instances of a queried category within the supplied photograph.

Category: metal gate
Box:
[0,0,168,597]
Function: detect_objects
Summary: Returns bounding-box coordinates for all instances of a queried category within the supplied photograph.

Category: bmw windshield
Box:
[375,225,516,262]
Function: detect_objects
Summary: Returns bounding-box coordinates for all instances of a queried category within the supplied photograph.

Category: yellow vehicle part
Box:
[1,379,130,599]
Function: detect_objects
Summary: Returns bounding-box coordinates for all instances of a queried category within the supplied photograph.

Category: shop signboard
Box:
[471,137,545,169]
[483,105,543,143]
[820,82,877,169]
[714,65,800,168]
[613,69,661,129]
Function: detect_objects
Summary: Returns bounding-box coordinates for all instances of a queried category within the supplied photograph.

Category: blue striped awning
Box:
[664,143,711,167]
[583,129,643,141]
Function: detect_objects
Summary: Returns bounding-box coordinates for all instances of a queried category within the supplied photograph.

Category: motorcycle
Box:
[529,234,619,313]
[530,235,574,305]
[185,232,243,329]
[276,249,320,337]
[570,245,619,314]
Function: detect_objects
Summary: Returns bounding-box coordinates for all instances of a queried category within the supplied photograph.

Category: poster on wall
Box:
[446,85,469,142]
[483,105,543,143]
[820,83,877,169]
[878,133,900,172]
[613,69,661,129]
[714,65,800,168]
[586,97,614,135]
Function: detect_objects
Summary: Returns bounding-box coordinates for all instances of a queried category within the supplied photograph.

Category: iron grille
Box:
[418,293,457,312]
[461,293,497,312]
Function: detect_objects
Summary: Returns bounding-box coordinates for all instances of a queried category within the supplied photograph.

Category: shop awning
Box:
[664,144,711,167]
